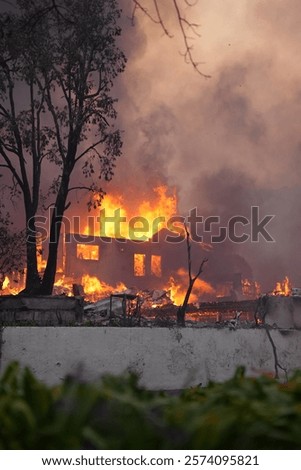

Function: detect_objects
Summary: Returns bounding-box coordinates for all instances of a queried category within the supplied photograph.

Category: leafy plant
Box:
[1,362,301,449]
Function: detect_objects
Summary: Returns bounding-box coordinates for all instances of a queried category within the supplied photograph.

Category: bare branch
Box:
[184,222,192,280]
[131,0,210,77]
[131,0,161,26]
[193,257,208,282]
[184,221,208,282]
[177,222,208,326]
[132,0,173,37]
[74,138,106,163]
[180,17,201,37]
[172,0,211,78]
[264,326,288,381]
[153,0,173,37]
[68,185,92,193]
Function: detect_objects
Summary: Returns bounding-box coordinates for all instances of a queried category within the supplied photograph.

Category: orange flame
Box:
[242,278,261,298]
[82,185,178,240]
[77,244,99,260]
[273,276,291,296]
[0,273,24,295]
[52,274,127,301]
[2,276,9,290]
[81,274,126,302]
[165,268,215,306]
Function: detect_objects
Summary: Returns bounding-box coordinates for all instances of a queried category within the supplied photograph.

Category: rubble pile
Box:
[80,286,257,327]
[82,287,175,326]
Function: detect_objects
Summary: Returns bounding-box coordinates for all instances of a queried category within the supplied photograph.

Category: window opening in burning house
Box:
[134,254,146,276]
[151,254,162,277]
[76,244,99,261]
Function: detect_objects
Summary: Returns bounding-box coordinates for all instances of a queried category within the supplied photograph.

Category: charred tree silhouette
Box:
[177,223,208,326]
[0,0,126,294]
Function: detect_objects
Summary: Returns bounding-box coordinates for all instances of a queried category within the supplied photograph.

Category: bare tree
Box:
[0,0,126,294]
[177,223,208,326]
[131,0,211,78]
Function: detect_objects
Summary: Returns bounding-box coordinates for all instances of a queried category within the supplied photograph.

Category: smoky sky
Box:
[2,0,301,290]
[107,0,301,290]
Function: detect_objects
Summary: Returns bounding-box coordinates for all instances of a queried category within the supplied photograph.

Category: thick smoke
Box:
[107,0,301,291]
[2,0,301,291]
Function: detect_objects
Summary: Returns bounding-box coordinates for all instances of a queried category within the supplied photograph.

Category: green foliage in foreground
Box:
[1,363,301,450]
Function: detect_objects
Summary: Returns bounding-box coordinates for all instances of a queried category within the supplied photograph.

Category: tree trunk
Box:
[177,281,194,327]
[23,211,40,294]
[39,173,70,295]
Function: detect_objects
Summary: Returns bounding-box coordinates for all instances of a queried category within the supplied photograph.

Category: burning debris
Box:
[1,181,299,329]
[0,273,25,296]
[272,276,292,296]
[3,270,296,329]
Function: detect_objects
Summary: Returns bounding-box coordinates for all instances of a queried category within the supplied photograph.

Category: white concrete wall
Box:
[1,327,301,389]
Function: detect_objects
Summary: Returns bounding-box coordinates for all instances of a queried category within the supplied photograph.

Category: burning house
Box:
[0,186,264,303]
[62,226,261,304]
[64,228,187,291]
